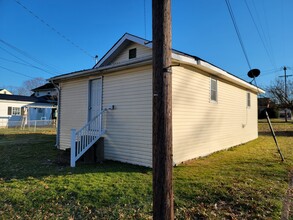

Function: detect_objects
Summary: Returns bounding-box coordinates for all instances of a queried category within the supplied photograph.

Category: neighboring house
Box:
[31,82,58,121]
[279,109,292,119]
[0,94,56,127]
[31,83,58,98]
[0,89,12,95]
[49,33,265,167]
[258,97,291,119]
[258,97,275,118]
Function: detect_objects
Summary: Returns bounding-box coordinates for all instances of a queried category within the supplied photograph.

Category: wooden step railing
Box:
[70,109,107,167]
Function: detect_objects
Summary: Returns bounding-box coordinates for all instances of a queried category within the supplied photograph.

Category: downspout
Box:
[49,80,61,148]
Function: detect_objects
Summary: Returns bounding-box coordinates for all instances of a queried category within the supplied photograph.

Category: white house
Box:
[49,33,265,167]
[31,83,58,98]
[0,94,56,127]
[0,89,12,95]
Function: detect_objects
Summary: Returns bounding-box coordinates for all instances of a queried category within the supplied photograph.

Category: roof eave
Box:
[94,33,152,68]
[49,56,152,83]
[171,52,265,94]
[197,60,265,94]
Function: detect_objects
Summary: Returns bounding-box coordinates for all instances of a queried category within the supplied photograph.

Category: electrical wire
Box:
[225,0,252,69]
[259,0,275,67]
[144,0,147,39]
[0,39,60,74]
[244,0,276,69]
[0,45,57,76]
[14,0,94,59]
[0,45,37,67]
[251,0,276,69]
[0,65,34,79]
[0,57,56,76]
[262,67,282,75]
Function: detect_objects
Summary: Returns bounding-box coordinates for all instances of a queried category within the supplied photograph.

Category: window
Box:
[12,107,21,115]
[8,107,23,116]
[129,48,137,59]
[247,92,251,108]
[38,108,44,113]
[210,78,218,102]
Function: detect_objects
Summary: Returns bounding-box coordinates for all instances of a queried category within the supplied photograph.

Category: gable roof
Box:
[94,33,152,68]
[49,33,264,94]
[31,83,56,92]
[0,94,50,103]
[0,89,13,95]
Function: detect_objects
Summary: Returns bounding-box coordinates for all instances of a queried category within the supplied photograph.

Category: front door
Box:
[89,78,102,121]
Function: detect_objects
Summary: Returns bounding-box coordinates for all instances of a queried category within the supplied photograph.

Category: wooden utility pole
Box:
[279,66,292,122]
[152,0,173,219]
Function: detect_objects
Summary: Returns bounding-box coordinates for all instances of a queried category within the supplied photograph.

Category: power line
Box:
[0,56,56,76]
[0,65,34,79]
[0,38,61,74]
[0,39,60,73]
[259,0,275,67]
[261,67,282,75]
[0,45,57,76]
[0,45,37,67]
[144,0,147,38]
[244,0,276,69]
[14,0,94,59]
[251,0,276,69]
[225,0,252,69]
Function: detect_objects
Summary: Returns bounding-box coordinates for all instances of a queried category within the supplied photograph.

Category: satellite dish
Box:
[247,69,260,78]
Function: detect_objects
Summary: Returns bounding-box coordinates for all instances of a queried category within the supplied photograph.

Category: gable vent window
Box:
[129,48,137,59]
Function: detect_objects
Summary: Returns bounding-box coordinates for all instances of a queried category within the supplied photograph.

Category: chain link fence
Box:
[0,118,56,131]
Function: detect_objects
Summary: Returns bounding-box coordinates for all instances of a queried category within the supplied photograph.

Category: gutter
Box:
[49,56,152,83]
[48,79,61,148]
[172,52,265,94]
[197,60,265,94]
[49,51,264,94]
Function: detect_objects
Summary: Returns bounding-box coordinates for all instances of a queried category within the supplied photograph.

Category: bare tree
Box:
[16,77,46,96]
[266,78,293,110]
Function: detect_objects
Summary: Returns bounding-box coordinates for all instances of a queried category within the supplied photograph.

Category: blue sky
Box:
[0,0,292,90]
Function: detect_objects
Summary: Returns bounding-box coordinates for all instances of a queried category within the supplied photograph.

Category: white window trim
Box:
[210,77,218,103]
[12,107,21,116]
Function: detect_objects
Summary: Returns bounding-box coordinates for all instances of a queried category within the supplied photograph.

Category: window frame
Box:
[210,77,218,103]
[128,48,137,59]
[247,92,251,108]
[12,107,21,116]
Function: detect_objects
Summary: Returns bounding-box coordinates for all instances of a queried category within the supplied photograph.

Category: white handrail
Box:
[70,109,107,167]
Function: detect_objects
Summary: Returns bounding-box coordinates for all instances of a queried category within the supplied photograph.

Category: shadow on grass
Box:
[259,131,293,137]
[0,133,151,181]
[258,120,293,124]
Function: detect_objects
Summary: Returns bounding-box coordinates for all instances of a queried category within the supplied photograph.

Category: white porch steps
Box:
[70,109,107,167]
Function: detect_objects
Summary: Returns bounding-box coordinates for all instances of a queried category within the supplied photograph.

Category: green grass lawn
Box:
[0,122,292,219]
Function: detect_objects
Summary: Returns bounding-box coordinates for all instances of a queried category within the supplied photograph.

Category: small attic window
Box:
[129,48,137,59]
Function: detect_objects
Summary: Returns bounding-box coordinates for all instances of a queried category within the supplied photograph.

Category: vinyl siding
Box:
[0,100,32,127]
[58,65,152,167]
[111,42,152,65]
[59,78,89,150]
[103,65,152,167]
[0,100,32,116]
[172,65,258,165]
